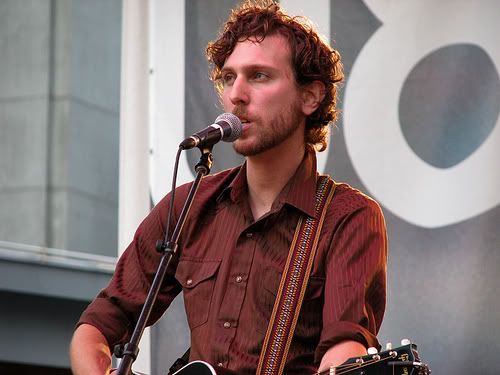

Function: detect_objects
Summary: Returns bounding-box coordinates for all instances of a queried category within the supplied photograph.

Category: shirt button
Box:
[246,232,253,238]
[186,279,193,286]
[235,275,243,283]
[223,321,231,328]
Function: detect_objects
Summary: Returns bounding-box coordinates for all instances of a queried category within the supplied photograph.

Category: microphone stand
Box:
[115,146,214,375]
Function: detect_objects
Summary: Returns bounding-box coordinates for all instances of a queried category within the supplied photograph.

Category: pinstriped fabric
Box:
[78,150,387,375]
[256,176,335,375]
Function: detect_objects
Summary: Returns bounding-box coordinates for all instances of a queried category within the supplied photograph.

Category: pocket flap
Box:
[175,258,221,289]
[262,266,282,296]
[306,276,325,299]
[262,266,324,300]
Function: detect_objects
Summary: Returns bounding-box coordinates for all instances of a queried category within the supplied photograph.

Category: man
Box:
[70,2,387,374]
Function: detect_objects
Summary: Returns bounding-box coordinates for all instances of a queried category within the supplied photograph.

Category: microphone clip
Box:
[195,148,214,175]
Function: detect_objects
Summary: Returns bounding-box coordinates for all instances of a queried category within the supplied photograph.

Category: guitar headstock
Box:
[329,339,430,375]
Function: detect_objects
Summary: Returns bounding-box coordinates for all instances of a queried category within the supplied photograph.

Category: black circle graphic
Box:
[399,43,500,169]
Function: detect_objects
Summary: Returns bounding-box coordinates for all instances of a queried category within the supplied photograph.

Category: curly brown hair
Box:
[206,0,344,151]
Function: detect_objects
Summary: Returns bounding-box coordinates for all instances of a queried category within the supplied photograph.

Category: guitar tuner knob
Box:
[367,347,378,355]
[385,342,393,350]
[401,338,411,346]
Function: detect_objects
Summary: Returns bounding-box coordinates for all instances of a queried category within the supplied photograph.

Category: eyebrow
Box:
[220,64,280,74]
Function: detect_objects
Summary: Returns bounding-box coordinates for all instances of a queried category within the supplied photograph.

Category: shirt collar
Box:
[273,148,318,219]
[217,148,319,219]
[216,163,247,204]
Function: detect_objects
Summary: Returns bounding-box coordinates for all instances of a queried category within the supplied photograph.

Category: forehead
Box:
[223,34,293,72]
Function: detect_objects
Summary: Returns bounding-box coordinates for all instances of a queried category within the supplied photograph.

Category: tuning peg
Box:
[367,347,378,355]
[385,342,393,350]
[401,338,411,346]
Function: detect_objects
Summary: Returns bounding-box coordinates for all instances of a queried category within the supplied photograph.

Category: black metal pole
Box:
[116,148,213,375]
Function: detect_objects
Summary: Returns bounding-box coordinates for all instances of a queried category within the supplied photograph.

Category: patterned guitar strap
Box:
[256,175,336,375]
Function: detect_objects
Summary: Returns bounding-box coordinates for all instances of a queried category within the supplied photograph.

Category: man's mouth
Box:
[232,107,248,123]
[238,117,250,125]
[238,120,251,136]
[232,109,251,128]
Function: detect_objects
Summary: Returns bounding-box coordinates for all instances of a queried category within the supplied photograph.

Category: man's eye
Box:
[254,72,268,80]
[222,74,235,86]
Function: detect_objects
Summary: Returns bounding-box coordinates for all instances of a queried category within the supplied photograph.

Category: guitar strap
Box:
[256,175,336,375]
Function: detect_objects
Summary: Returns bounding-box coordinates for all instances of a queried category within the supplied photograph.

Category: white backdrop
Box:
[128,1,500,373]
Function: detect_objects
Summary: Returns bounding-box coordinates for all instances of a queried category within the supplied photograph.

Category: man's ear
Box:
[301,81,326,116]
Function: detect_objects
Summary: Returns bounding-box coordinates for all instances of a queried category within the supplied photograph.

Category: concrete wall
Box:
[0,290,89,367]
[0,1,51,247]
[0,0,122,257]
[0,0,122,369]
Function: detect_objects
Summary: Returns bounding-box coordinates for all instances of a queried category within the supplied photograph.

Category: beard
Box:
[232,101,304,157]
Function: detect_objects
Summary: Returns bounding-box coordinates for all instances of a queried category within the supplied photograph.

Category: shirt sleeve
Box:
[315,194,388,363]
[76,194,183,348]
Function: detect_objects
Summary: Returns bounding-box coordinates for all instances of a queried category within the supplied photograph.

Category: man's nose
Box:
[229,76,249,105]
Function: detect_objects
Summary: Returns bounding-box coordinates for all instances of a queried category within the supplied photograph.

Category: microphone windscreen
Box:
[216,113,243,142]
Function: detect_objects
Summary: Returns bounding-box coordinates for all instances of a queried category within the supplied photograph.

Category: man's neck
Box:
[245,137,306,221]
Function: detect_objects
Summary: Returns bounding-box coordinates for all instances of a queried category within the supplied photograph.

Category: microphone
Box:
[179,113,242,150]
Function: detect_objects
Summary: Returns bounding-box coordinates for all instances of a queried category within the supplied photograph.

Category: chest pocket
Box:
[175,258,220,330]
[257,266,325,334]
[262,266,325,300]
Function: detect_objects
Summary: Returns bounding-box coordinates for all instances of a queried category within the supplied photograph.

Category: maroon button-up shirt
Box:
[78,150,387,374]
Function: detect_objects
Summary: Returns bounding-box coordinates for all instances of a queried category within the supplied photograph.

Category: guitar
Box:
[172,341,430,375]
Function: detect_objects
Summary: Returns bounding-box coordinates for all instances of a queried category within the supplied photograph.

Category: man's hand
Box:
[70,323,113,375]
[319,340,367,372]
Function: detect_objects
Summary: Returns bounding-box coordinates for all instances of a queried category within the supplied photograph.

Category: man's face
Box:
[221,34,306,156]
